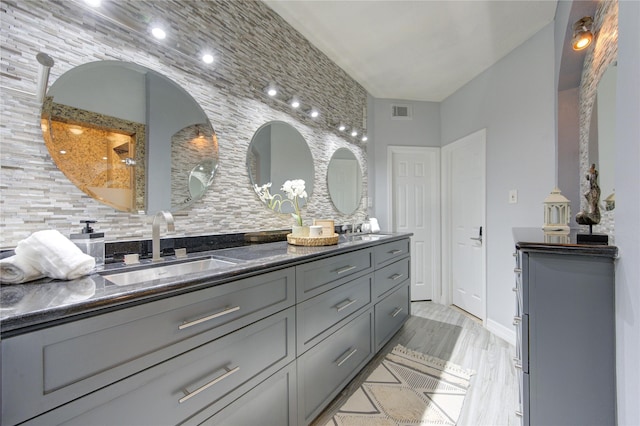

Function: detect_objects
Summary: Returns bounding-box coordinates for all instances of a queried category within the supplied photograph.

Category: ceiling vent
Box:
[391,104,412,120]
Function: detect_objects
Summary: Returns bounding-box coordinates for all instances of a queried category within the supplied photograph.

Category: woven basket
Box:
[286,233,339,246]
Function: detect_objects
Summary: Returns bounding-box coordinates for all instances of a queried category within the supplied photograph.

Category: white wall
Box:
[370,98,440,230]
[440,24,556,333]
[614,1,640,424]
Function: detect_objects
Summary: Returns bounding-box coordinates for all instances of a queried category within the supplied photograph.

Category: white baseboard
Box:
[486,318,516,346]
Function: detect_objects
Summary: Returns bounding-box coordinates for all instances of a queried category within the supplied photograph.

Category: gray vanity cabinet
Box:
[1,267,295,426]
[514,247,616,426]
[375,282,410,350]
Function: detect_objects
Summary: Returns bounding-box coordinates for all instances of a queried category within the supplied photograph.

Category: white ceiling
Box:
[263,0,558,102]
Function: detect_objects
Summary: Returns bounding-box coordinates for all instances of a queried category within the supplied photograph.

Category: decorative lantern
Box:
[543,187,571,231]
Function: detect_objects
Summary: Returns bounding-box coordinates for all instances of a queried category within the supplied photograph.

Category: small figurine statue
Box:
[576,163,601,227]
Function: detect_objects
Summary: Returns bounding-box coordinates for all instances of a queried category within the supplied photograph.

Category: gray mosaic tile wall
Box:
[0,0,369,248]
[578,0,617,239]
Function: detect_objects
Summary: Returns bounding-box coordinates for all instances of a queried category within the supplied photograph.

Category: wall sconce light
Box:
[36,52,54,103]
[572,16,593,51]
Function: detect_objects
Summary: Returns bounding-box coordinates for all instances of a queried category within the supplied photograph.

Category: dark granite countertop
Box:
[513,227,617,258]
[0,232,411,337]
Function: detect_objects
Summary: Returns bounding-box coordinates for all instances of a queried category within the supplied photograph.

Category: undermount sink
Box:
[342,233,390,242]
[102,257,236,286]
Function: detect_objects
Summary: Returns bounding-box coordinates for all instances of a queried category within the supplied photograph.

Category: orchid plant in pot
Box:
[254,179,309,236]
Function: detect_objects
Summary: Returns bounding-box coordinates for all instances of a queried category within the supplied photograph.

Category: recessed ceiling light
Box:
[151,27,166,40]
[202,54,214,64]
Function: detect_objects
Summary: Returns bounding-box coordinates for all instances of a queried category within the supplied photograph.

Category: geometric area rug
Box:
[324,344,475,426]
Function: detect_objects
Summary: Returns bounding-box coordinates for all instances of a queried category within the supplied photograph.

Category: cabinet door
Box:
[199,361,297,426]
[374,282,410,351]
[296,273,372,355]
[374,239,410,267]
[374,257,410,299]
[24,308,296,426]
[296,249,373,301]
[1,268,295,426]
[297,309,373,425]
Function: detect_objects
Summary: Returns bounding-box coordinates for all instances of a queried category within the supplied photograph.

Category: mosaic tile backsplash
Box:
[0,0,369,248]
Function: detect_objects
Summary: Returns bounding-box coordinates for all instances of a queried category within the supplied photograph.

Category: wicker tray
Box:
[286,233,339,246]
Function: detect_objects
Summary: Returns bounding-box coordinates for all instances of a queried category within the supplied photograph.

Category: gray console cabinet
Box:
[514,245,616,426]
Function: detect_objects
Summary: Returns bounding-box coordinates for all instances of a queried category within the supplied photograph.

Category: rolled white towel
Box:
[15,230,96,280]
[0,254,45,284]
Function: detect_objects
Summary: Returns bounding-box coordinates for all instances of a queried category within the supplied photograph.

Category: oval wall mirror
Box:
[40,61,219,214]
[247,121,314,213]
[327,148,362,214]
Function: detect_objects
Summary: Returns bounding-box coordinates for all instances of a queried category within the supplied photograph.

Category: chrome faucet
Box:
[152,211,175,262]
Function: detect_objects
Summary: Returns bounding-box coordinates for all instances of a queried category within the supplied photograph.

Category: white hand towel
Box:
[15,230,96,280]
[0,254,45,284]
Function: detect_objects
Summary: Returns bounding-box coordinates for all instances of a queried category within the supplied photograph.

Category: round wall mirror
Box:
[40,61,219,214]
[327,148,362,214]
[247,121,314,213]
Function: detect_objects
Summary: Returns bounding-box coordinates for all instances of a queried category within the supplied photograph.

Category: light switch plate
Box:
[509,190,518,204]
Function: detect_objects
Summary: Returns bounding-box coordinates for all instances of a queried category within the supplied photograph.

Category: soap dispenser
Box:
[70,220,105,268]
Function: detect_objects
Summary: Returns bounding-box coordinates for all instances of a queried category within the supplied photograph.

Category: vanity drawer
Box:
[374,239,410,267]
[296,273,372,354]
[25,308,296,426]
[374,282,410,351]
[297,309,373,425]
[200,361,297,426]
[296,248,373,302]
[1,267,295,426]
[374,257,410,299]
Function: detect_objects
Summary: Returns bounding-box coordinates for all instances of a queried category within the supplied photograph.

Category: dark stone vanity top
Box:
[0,232,411,338]
[513,227,618,258]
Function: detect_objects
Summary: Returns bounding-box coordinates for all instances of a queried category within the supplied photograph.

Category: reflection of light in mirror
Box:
[202,54,214,64]
[102,157,108,160]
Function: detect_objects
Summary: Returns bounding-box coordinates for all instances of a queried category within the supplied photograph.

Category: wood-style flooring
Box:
[312,301,519,426]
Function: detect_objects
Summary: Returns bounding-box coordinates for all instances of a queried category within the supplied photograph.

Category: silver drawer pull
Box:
[391,307,403,318]
[390,273,404,281]
[179,306,240,330]
[514,362,522,370]
[335,265,356,275]
[515,410,523,417]
[512,287,518,292]
[336,298,358,312]
[513,316,521,325]
[336,348,358,367]
[388,249,402,255]
[513,267,522,274]
[179,366,240,404]
[512,252,518,257]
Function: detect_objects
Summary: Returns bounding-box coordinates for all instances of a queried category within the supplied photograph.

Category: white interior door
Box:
[388,146,440,301]
[442,129,486,319]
